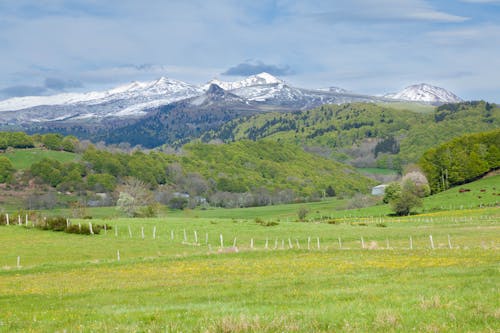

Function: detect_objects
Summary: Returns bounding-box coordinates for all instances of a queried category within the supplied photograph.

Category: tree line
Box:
[419,129,500,193]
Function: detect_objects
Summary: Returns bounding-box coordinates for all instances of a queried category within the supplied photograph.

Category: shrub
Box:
[389,180,423,216]
[297,207,309,221]
[46,216,67,231]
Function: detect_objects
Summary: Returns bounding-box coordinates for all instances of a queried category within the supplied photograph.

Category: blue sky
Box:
[0,0,499,102]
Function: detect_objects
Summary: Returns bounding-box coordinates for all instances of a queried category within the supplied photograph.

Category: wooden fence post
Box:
[128,225,132,238]
[89,222,94,235]
[117,250,120,261]
[317,237,320,250]
[153,226,157,240]
[338,237,342,249]
[361,237,365,249]
[429,235,435,249]
[410,236,413,250]
[220,234,224,248]
[141,227,145,240]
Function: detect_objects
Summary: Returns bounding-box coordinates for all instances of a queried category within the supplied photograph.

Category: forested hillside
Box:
[419,129,500,193]
[0,132,375,210]
[202,101,499,171]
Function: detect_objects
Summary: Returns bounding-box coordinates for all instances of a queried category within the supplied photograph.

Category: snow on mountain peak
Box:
[386,83,462,104]
[203,72,284,91]
[0,77,202,112]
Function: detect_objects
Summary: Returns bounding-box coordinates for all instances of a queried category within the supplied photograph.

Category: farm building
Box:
[371,184,388,196]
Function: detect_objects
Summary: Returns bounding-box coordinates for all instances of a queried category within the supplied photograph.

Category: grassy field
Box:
[1,176,498,331]
[3,148,78,170]
[375,101,436,114]
[357,167,399,175]
[0,206,499,332]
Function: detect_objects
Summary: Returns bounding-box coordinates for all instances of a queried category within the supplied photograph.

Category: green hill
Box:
[202,101,500,170]
[4,148,78,170]
[420,129,500,193]
[178,140,376,197]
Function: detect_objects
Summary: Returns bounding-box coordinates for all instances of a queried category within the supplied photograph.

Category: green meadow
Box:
[1,190,499,332]
[4,148,78,170]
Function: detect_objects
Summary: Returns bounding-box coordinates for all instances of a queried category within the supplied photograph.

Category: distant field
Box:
[0,207,498,332]
[31,175,499,222]
[376,101,436,113]
[357,167,399,175]
[4,148,78,170]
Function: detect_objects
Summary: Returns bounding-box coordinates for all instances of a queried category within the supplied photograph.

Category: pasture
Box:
[0,206,499,332]
[3,148,78,170]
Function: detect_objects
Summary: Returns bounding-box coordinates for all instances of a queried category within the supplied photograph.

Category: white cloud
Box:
[290,0,468,23]
[461,0,500,3]
[0,0,498,102]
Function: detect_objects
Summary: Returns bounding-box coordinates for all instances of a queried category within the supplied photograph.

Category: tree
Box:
[297,207,309,221]
[41,133,64,150]
[116,177,156,217]
[325,185,336,197]
[0,156,14,183]
[383,182,401,204]
[389,180,423,216]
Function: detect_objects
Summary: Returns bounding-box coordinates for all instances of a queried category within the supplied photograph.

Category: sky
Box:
[0,0,499,102]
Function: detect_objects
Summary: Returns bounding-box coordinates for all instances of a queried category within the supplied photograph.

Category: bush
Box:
[255,218,279,227]
[46,216,67,231]
[168,197,188,210]
[297,207,309,221]
[389,181,423,216]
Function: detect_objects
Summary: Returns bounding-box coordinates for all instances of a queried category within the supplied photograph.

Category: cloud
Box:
[222,61,295,76]
[44,77,82,90]
[461,0,500,3]
[0,77,84,99]
[306,0,469,23]
[0,85,47,99]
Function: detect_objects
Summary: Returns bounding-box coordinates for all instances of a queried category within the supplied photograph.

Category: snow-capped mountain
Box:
[0,74,463,128]
[203,72,283,91]
[189,84,249,107]
[385,83,462,104]
[204,73,373,110]
[0,77,202,112]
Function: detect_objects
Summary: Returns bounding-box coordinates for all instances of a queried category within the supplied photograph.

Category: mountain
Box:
[0,77,203,122]
[201,101,499,168]
[205,72,381,110]
[101,83,264,147]
[385,83,462,104]
[0,73,466,148]
[203,72,283,91]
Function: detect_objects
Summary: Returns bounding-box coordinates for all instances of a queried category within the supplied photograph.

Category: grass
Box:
[29,175,499,223]
[357,167,399,175]
[0,206,499,332]
[376,101,436,114]
[3,148,78,170]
